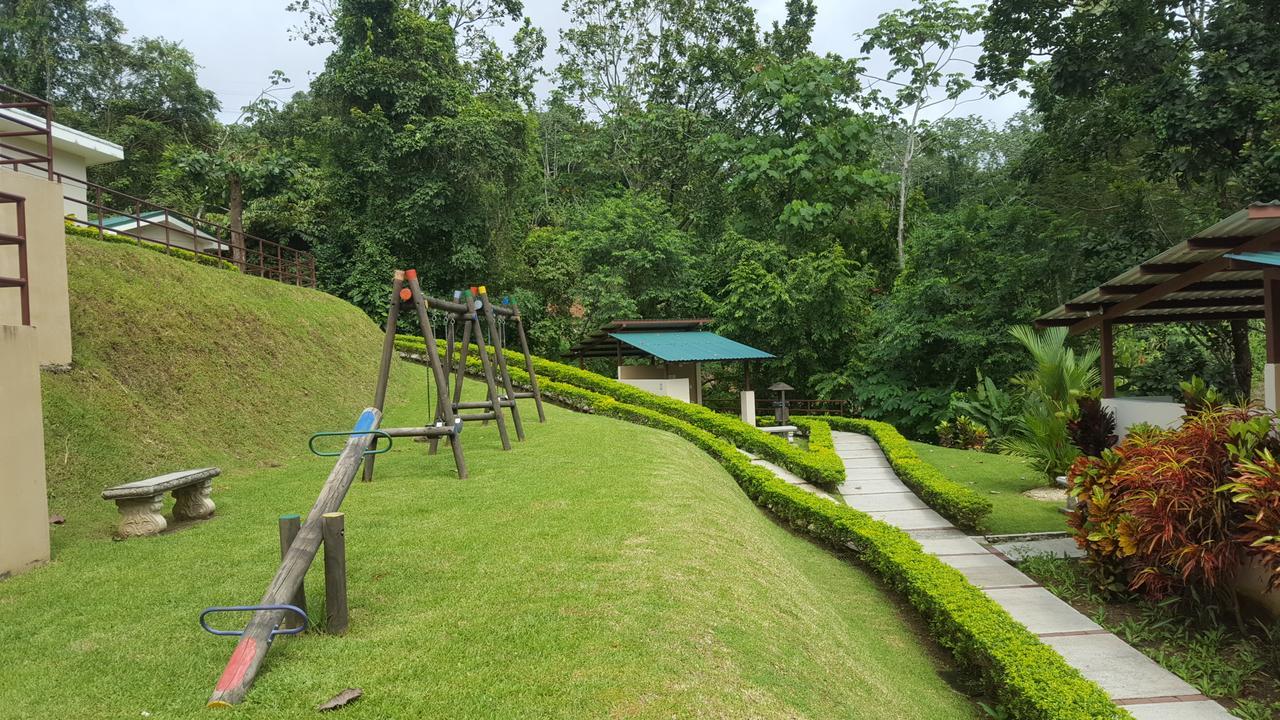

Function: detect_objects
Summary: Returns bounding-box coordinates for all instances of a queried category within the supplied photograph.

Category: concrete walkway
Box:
[823,430,1235,719]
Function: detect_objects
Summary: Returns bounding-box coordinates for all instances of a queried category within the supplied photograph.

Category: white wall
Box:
[1102,397,1184,439]
[3,135,88,219]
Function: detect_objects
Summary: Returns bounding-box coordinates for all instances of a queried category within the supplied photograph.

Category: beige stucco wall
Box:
[0,171,72,366]
[3,137,87,219]
[0,324,51,579]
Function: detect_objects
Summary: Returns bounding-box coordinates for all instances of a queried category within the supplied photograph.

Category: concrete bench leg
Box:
[173,479,215,521]
[115,495,167,538]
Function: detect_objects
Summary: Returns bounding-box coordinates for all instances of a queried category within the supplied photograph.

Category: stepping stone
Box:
[835,452,890,463]
[906,528,988,555]
[1124,701,1236,719]
[938,553,1035,588]
[838,478,909,495]
[865,507,952,531]
[842,468,899,480]
[985,587,1103,635]
[843,492,926,512]
[1041,633,1199,700]
[991,537,1084,561]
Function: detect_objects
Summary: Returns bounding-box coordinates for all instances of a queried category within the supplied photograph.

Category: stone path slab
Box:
[989,536,1085,561]
[1042,633,1200,699]
[817,429,1231,718]
[1125,701,1237,719]
[983,587,1102,635]
[843,492,927,512]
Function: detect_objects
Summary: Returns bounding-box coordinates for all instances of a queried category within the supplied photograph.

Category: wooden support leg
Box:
[513,309,546,422]
[479,290,524,441]
[279,514,306,630]
[321,512,348,635]
[470,313,512,451]
[364,273,404,482]
[406,272,468,479]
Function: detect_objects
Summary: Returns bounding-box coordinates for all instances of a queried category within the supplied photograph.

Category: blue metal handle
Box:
[200,604,308,637]
[308,429,392,457]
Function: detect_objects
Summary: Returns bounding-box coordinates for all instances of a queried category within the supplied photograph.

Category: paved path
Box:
[823,430,1235,719]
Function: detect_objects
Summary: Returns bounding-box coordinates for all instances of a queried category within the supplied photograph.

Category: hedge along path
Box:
[395,337,1127,720]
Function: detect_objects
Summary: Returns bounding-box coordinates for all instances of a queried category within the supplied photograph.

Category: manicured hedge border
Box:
[65,221,240,272]
[394,335,845,488]
[803,415,993,531]
[396,339,1127,719]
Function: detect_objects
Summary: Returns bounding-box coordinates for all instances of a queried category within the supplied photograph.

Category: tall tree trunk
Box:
[228,173,246,270]
[1230,318,1253,400]
[895,126,917,270]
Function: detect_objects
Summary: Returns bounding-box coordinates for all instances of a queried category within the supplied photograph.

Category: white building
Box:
[0,107,124,219]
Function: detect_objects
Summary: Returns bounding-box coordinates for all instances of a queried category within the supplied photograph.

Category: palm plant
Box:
[1000,326,1101,477]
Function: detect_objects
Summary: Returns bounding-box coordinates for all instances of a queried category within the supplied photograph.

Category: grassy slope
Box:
[41,238,412,547]
[1,239,975,719]
[909,442,1066,535]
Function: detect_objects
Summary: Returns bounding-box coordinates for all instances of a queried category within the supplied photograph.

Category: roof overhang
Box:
[0,107,124,166]
[565,319,774,362]
[102,212,227,247]
[1035,202,1280,334]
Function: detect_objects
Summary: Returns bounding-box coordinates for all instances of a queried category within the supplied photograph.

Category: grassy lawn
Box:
[908,442,1067,535]
[1,239,977,719]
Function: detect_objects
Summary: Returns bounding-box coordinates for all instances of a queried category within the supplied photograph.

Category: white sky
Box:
[111,0,1027,124]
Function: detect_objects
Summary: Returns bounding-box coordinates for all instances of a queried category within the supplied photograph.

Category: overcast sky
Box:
[111,0,1027,124]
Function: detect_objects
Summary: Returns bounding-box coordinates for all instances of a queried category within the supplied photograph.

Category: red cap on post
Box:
[405,269,418,281]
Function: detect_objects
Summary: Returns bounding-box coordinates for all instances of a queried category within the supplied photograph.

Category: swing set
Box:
[363,269,547,480]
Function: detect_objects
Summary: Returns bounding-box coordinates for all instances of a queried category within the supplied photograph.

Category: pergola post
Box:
[1100,320,1116,399]
[1265,270,1280,411]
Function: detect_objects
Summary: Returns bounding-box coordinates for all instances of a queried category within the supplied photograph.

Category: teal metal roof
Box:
[608,331,774,362]
[101,210,167,227]
[1226,251,1280,267]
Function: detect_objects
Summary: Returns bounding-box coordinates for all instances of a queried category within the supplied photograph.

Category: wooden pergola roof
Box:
[1035,202,1280,335]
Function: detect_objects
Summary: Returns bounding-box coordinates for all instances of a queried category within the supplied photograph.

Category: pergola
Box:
[1034,202,1280,407]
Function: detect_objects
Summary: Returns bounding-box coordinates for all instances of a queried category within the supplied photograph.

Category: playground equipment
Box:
[205,407,381,707]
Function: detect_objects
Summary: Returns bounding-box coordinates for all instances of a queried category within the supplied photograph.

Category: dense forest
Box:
[3,0,1279,438]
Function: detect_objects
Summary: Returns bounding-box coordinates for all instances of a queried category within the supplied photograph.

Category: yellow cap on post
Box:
[478,285,487,295]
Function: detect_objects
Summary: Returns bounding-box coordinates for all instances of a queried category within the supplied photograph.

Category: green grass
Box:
[1,239,977,719]
[908,442,1067,535]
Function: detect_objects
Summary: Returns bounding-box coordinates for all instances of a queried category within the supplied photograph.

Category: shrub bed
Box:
[65,221,240,272]
[396,339,1126,719]
[802,415,992,531]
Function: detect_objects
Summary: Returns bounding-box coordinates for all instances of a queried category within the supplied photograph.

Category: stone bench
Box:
[102,467,219,538]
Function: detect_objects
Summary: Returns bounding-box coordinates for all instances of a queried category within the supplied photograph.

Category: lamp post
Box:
[769,382,794,424]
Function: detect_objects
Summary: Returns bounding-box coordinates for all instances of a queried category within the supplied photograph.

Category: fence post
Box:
[321,512,348,635]
[278,514,307,630]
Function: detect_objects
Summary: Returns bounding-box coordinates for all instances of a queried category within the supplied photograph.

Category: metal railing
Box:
[58,172,317,287]
[0,85,54,181]
[709,398,854,417]
[0,190,31,325]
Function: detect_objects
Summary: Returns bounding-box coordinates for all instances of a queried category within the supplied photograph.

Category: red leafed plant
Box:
[1221,450,1280,591]
[1068,408,1251,600]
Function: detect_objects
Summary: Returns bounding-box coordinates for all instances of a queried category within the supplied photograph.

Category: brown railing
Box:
[58,172,317,287]
[0,190,31,325]
[709,398,853,417]
[0,85,53,181]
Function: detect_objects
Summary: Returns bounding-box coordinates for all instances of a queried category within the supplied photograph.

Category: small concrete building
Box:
[101,210,229,254]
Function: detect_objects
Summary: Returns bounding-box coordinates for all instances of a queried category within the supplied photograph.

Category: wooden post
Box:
[363,272,403,482]
[466,294,513,450]
[406,271,468,478]
[208,408,381,707]
[478,288,525,441]
[321,512,348,636]
[511,303,546,422]
[278,515,306,630]
[1100,320,1116,399]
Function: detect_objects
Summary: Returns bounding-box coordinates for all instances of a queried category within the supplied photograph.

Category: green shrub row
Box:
[65,220,240,272]
[394,335,845,487]
[803,415,993,531]
[394,344,1126,719]
[789,416,835,453]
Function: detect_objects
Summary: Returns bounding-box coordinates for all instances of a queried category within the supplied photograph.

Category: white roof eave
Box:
[0,108,124,166]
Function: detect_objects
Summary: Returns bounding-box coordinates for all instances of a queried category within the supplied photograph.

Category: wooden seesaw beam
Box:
[207,407,381,708]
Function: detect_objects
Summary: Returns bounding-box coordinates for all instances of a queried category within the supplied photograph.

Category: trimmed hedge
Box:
[394,335,846,488]
[804,415,993,531]
[65,220,240,272]
[396,344,1128,720]
[789,416,835,453]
